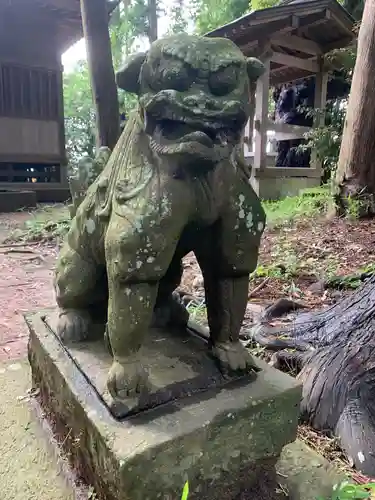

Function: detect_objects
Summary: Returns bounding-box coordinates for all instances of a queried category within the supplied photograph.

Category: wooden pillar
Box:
[311,57,328,172]
[254,57,271,171]
[80,0,120,151]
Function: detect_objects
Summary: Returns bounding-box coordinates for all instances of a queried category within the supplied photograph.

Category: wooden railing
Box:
[243,120,311,161]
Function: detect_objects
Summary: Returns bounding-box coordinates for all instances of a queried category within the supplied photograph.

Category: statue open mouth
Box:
[145,112,242,153]
[142,92,247,161]
[154,118,235,148]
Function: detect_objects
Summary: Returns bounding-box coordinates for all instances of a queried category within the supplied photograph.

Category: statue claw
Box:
[107,359,150,402]
[212,341,257,375]
[56,309,91,343]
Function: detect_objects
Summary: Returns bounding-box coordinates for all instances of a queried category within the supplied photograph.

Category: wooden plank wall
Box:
[0,118,60,158]
[0,60,65,162]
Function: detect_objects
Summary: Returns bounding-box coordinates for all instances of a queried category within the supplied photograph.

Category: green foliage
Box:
[251,0,279,10]
[64,4,138,168]
[317,481,375,499]
[191,0,279,35]
[168,0,188,34]
[299,101,347,180]
[186,298,207,323]
[263,186,331,227]
[6,205,70,244]
[63,61,96,168]
[179,480,375,500]
[181,481,189,500]
[192,0,249,34]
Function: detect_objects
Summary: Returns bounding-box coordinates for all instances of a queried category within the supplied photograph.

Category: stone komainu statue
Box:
[55,34,266,402]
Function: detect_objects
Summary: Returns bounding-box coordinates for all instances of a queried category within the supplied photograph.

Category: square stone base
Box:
[26,310,301,500]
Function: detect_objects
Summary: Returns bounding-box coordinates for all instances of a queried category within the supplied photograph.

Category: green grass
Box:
[5,187,331,246]
[186,298,207,324]
[263,186,331,228]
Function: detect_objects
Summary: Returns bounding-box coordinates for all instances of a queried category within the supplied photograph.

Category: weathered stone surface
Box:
[54,34,268,404]
[277,440,346,500]
[27,310,301,500]
[44,311,257,418]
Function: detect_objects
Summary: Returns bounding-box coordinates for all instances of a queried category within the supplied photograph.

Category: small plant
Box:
[346,195,362,220]
[317,481,375,499]
[181,481,189,500]
[186,298,207,324]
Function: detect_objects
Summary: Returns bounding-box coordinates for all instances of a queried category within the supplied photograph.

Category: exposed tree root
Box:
[249,277,375,476]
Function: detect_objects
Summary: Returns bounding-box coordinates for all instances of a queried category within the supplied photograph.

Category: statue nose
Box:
[183,95,218,111]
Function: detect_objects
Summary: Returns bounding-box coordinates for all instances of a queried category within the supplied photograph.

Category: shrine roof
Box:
[206,0,356,84]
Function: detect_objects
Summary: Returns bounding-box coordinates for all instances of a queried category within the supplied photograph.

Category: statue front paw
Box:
[212,341,257,375]
[57,309,91,343]
[107,359,149,401]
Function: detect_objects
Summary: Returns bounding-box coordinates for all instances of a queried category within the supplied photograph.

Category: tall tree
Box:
[80,0,120,150]
[334,0,375,216]
[147,0,158,41]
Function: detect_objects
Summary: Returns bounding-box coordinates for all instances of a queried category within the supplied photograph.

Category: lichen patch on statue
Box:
[54,34,266,404]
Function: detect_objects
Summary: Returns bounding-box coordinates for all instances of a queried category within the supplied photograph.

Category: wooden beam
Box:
[80,0,120,150]
[241,11,329,56]
[270,70,313,86]
[271,34,322,55]
[271,52,319,73]
[310,56,328,174]
[324,36,355,52]
[254,56,271,171]
[238,16,299,53]
[268,121,311,140]
[252,167,321,179]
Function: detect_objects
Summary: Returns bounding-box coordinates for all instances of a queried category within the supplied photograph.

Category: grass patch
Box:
[264,186,331,228]
[6,204,70,244]
[186,298,207,324]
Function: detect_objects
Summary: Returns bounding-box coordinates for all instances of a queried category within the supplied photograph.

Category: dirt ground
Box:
[1,208,374,362]
[1,206,375,490]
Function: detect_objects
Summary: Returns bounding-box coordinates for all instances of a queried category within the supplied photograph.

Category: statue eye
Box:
[150,59,192,92]
[209,65,239,96]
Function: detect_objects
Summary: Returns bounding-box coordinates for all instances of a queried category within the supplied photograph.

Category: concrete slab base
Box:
[26,310,302,500]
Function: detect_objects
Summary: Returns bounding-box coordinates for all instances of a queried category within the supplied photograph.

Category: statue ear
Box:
[246,57,265,82]
[116,52,147,94]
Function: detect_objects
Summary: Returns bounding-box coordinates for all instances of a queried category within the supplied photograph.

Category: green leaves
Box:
[181,481,189,500]
[317,481,375,500]
[192,0,249,34]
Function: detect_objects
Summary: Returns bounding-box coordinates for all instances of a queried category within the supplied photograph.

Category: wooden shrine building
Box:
[0,0,116,202]
[207,0,355,200]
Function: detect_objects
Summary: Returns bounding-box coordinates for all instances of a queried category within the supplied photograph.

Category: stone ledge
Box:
[26,310,301,500]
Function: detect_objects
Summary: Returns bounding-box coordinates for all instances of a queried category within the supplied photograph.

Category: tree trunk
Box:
[250,278,375,476]
[147,0,158,43]
[80,0,120,151]
[335,0,375,216]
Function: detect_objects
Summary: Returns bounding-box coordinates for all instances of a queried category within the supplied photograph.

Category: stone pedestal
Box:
[26,310,301,500]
